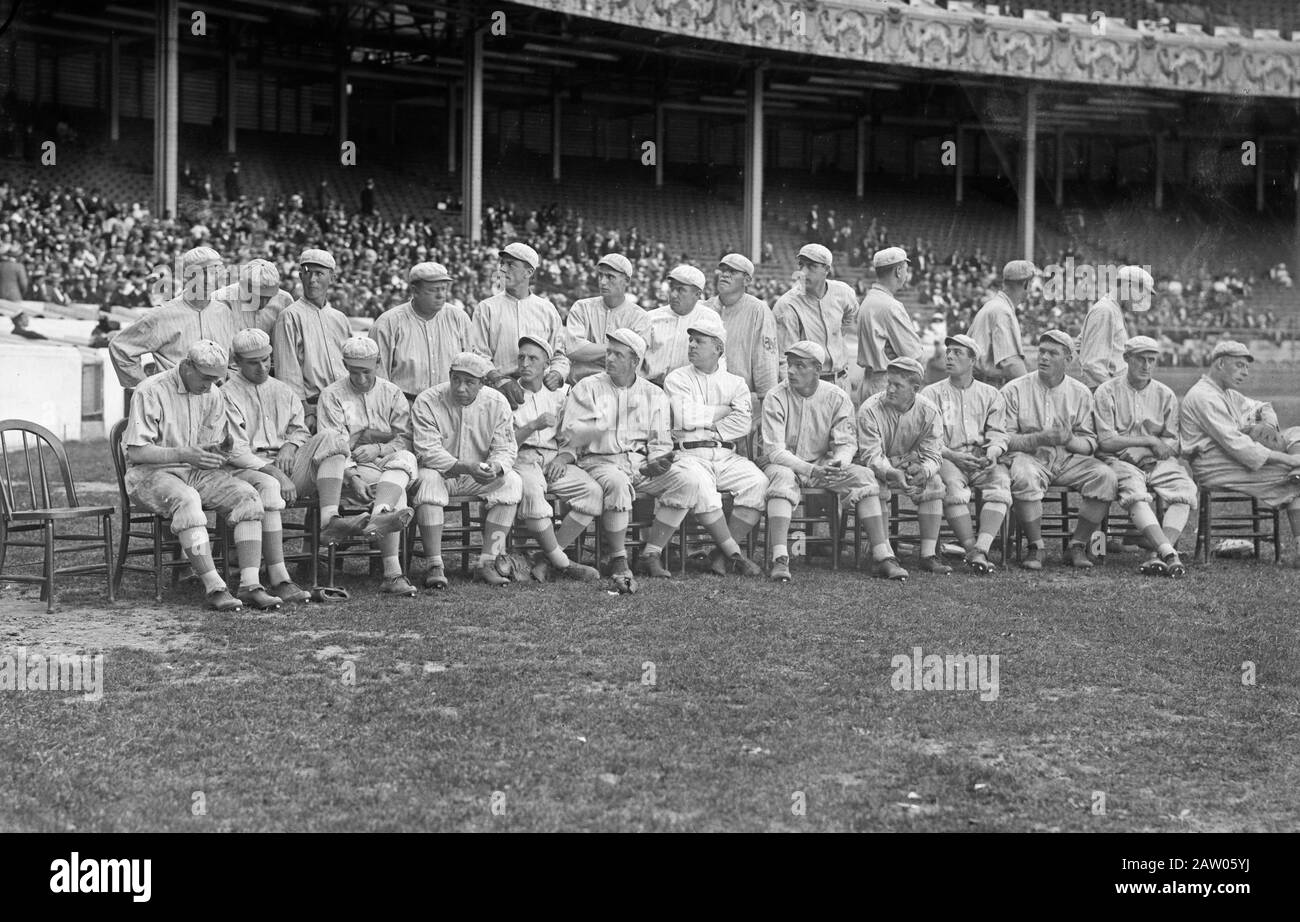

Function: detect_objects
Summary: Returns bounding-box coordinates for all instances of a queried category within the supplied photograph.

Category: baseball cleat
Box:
[269,580,311,603]
[1138,554,1168,576]
[206,588,244,612]
[380,575,418,596]
[320,512,370,545]
[634,551,672,579]
[557,561,601,582]
[423,563,448,589]
[1067,543,1094,569]
[728,553,765,577]
[965,548,997,574]
[1021,546,1043,571]
[1162,552,1187,578]
[363,507,414,538]
[918,555,952,576]
[475,560,511,587]
[873,556,909,581]
[769,556,793,583]
[609,558,638,594]
[706,548,729,576]
[237,585,282,611]
[528,552,553,582]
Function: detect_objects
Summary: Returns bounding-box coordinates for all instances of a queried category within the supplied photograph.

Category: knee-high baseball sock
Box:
[415,504,444,564]
[644,506,688,557]
[976,501,1009,552]
[371,470,409,513]
[1015,499,1043,547]
[856,497,891,560]
[945,502,975,548]
[316,454,346,521]
[1129,502,1174,557]
[481,504,516,566]
[234,519,263,589]
[918,498,943,558]
[261,509,291,586]
[379,531,401,577]
[1162,504,1190,549]
[1072,498,1109,546]
[178,525,225,593]
[554,511,594,549]
[766,498,794,559]
[602,510,630,563]
[697,509,740,557]
[728,507,761,545]
[524,517,569,568]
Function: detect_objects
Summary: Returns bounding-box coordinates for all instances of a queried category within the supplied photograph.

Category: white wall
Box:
[0,341,85,443]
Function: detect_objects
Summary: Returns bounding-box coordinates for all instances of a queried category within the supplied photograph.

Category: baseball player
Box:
[645,264,716,386]
[919,333,1011,573]
[222,328,371,549]
[565,253,651,383]
[856,356,949,576]
[968,260,1034,385]
[272,248,351,428]
[1078,265,1151,390]
[212,258,293,336]
[109,246,238,388]
[700,253,779,419]
[662,310,766,577]
[1180,340,1300,560]
[511,335,602,583]
[317,337,421,596]
[1002,330,1118,569]
[772,243,858,392]
[122,340,290,612]
[470,242,570,409]
[369,261,470,402]
[857,246,926,403]
[762,341,898,582]
[558,328,710,586]
[1093,335,1193,577]
[411,352,524,588]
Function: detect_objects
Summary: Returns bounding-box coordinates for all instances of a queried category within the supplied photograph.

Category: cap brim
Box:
[193,363,229,376]
[235,348,272,360]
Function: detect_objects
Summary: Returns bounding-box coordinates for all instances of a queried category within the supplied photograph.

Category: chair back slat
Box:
[109,418,132,513]
[0,419,80,515]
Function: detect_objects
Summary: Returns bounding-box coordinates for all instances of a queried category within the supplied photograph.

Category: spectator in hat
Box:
[0,243,28,301]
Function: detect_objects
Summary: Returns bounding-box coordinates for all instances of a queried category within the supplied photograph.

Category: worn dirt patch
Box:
[0,589,196,654]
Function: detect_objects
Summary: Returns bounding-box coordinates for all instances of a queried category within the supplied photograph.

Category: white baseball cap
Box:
[298,248,337,271]
[231,328,272,359]
[607,328,648,360]
[686,308,727,347]
[718,253,754,276]
[499,242,540,270]
[597,253,633,277]
[797,243,833,267]
[409,261,452,283]
[872,246,910,270]
[668,264,706,290]
[341,336,380,368]
[186,340,230,376]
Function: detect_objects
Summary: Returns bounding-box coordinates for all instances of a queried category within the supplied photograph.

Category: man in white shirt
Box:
[645,264,714,386]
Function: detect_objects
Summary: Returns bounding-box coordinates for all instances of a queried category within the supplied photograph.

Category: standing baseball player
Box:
[919,333,1011,573]
[857,246,925,403]
[1093,335,1192,576]
[316,337,421,596]
[772,244,858,392]
[222,328,371,549]
[410,352,524,588]
[701,252,779,424]
[1002,330,1118,570]
[370,261,470,402]
[856,356,950,576]
[212,258,293,335]
[645,264,715,386]
[762,341,898,582]
[109,246,238,387]
[565,253,650,383]
[511,335,602,583]
[1180,340,1300,561]
[968,260,1034,385]
[662,310,766,577]
[470,242,570,408]
[273,248,351,428]
[558,329,710,586]
[1078,265,1152,390]
[122,340,289,612]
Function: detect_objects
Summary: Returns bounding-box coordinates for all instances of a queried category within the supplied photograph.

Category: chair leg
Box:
[113,515,129,596]
[1273,509,1282,564]
[102,513,115,603]
[43,521,56,613]
[1251,499,1261,559]
[153,522,165,602]
[327,542,338,587]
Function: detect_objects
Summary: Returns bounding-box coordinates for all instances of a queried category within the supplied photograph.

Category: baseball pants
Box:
[126,465,267,534]
[515,446,603,520]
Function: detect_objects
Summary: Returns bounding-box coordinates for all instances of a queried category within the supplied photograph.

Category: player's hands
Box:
[349,474,372,502]
[641,453,674,477]
[532,411,558,431]
[263,465,297,505]
[353,443,381,464]
[180,447,225,470]
[274,444,298,475]
[983,446,1003,467]
[1147,436,1173,460]
[884,467,908,491]
[543,453,573,481]
[950,450,982,473]
[470,461,499,484]
[1041,423,1071,447]
[542,370,565,391]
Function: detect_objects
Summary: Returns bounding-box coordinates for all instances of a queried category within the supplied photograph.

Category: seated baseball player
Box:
[511,335,602,583]
[1180,339,1300,561]
[317,337,420,596]
[122,340,290,612]
[856,356,949,577]
[1093,336,1194,577]
[558,328,710,587]
[1002,330,1118,570]
[411,352,524,588]
[762,341,891,583]
[222,328,370,551]
[919,333,1011,574]
[662,310,766,577]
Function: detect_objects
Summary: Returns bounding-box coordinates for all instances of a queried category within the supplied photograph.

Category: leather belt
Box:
[676,440,735,450]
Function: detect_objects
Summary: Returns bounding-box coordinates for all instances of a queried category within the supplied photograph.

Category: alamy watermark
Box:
[890,646,999,701]
[1037,258,1155,310]
[0,646,104,701]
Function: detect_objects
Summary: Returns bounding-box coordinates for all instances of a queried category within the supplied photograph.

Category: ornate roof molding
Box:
[510,0,1300,98]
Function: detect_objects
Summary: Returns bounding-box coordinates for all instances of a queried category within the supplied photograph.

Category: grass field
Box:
[3,382,1300,833]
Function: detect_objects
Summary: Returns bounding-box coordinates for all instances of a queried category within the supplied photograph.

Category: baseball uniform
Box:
[1001,371,1117,503]
[1077,296,1130,389]
[968,291,1024,384]
[644,301,724,385]
[212,281,294,335]
[772,280,859,389]
[109,296,240,387]
[273,297,351,409]
[1093,374,1196,512]
[370,300,472,400]
[856,283,925,398]
[317,373,419,504]
[919,377,1013,506]
[701,292,779,401]
[855,392,946,503]
[512,382,603,521]
[470,291,570,383]
[410,382,523,509]
[565,295,651,383]
[761,379,878,506]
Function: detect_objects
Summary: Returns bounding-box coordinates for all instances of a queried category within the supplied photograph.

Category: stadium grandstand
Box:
[3,0,1300,434]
